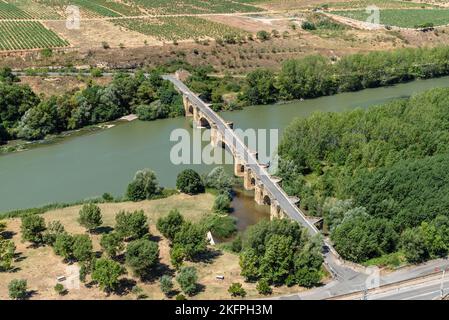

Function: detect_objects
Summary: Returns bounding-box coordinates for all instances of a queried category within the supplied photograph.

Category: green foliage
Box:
[256,30,271,41]
[125,238,159,278]
[228,282,246,297]
[301,21,316,30]
[156,209,185,241]
[54,283,67,295]
[72,235,93,262]
[91,258,125,293]
[78,203,103,232]
[176,266,198,296]
[173,222,207,260]
[279,87,449,263]
[20,214,46,245]
[256,278,272,295]
[212,194,231,213]
[53,233,75,261]
[8,279,27,300]
[126,169,162,201]
[115,210,149,240]
[170,244,186,270]
[160,275,174,296]
[176,169,205,195]
[241,69,277,105]
[0,237,15,271]
[239,219,323,287]
[100,232,124,258]
[43,220,65,246]
[204,167,234,195]
[200,214,236,238]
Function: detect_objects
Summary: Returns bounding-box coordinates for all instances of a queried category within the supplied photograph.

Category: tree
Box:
[72,235,93,262]
[91,258,125,293]
[115,210,149,240]
[0,123,8,145]
[43,220,65,245]
[21,214,46,245]
[78,204,103,232]
[259,234,294,284]
[400,228,428,264]
[54,283,67,295]
[228,283,247,298]
[177,266,198,296]
[126,169,161,201]
[157,209,185,241]
[100,232,124,258]
[8,279,28,300]
[242,69,278,105]
[239,248,259,281]
[256,279,272,295]
[212,194,231,213]
[176,169,205,195]
[125,238,159,278]
[200,214,236,238]
[173,222,207,260]
[205,167,234,195]
[256,30,271,41]
[53,233,75,261]
[170,244,185,270]
[160,275,174,296]
[0,238,15,271]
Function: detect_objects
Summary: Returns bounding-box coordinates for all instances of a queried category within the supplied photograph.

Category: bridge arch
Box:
[199,117,211,128]
[263,195,271,206]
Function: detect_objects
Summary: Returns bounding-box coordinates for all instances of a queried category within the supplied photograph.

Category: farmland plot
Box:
[0,21,69,50]
[126,0,263,14]
[0,2,32,19]
[8,0,62,19]
[333,8,449,27]
[114,16,248,41]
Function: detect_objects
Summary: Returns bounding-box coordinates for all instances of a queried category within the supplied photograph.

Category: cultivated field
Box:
[114,16,248,41]
[333,8,449,27]
[0,194,307,300]
[0,21,68,50]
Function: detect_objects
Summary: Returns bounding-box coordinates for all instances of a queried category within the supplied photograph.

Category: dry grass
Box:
[0,193,307,300]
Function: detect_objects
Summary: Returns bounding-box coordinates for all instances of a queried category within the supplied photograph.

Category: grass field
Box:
[0,193,308,300]
[114,16,248,41]
[0,21,69,50]
[333,8,449,27]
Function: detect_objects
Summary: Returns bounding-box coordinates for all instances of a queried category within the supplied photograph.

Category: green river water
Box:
[1,76,449,228]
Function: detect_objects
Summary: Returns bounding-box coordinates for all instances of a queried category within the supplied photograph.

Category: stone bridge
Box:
[163,73,323,233]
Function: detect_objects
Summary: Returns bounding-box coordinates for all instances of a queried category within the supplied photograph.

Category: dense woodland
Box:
[0,68,183,144]
[240,46,449,105]
[278,87,449,264]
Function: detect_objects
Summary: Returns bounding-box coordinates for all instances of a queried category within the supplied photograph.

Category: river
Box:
[1,76,449,229]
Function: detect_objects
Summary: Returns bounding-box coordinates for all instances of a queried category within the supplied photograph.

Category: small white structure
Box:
[206,231,215,246]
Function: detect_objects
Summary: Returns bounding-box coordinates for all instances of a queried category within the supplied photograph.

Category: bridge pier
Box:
[234,159,245,177]
[243,168,256,190]
[183,96,194,117]
[270,200,287,220]
[254,183,264,205]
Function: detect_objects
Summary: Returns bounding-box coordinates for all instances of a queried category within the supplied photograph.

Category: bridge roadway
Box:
[163,74,319,235]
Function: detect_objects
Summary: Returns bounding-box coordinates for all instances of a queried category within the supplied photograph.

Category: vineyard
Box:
[8,0,61,19]
[0,21,69,50]
[333,8,449,28]
[0,2,32,19]
[125,0,263,14]
[114,16,248,41]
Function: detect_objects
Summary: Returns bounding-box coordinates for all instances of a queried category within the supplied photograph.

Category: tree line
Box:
[239,46,449,105]
[278,87,449,264]
[0,68,183,144]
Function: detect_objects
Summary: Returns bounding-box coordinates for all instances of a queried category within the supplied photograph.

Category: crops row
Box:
[0,21,69,50]
[114,16,247,41]
[333,9,449,28]
[325,0,434,10]
[0,2,32,19]
[126,0,263,14]
[9,0,61,19]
